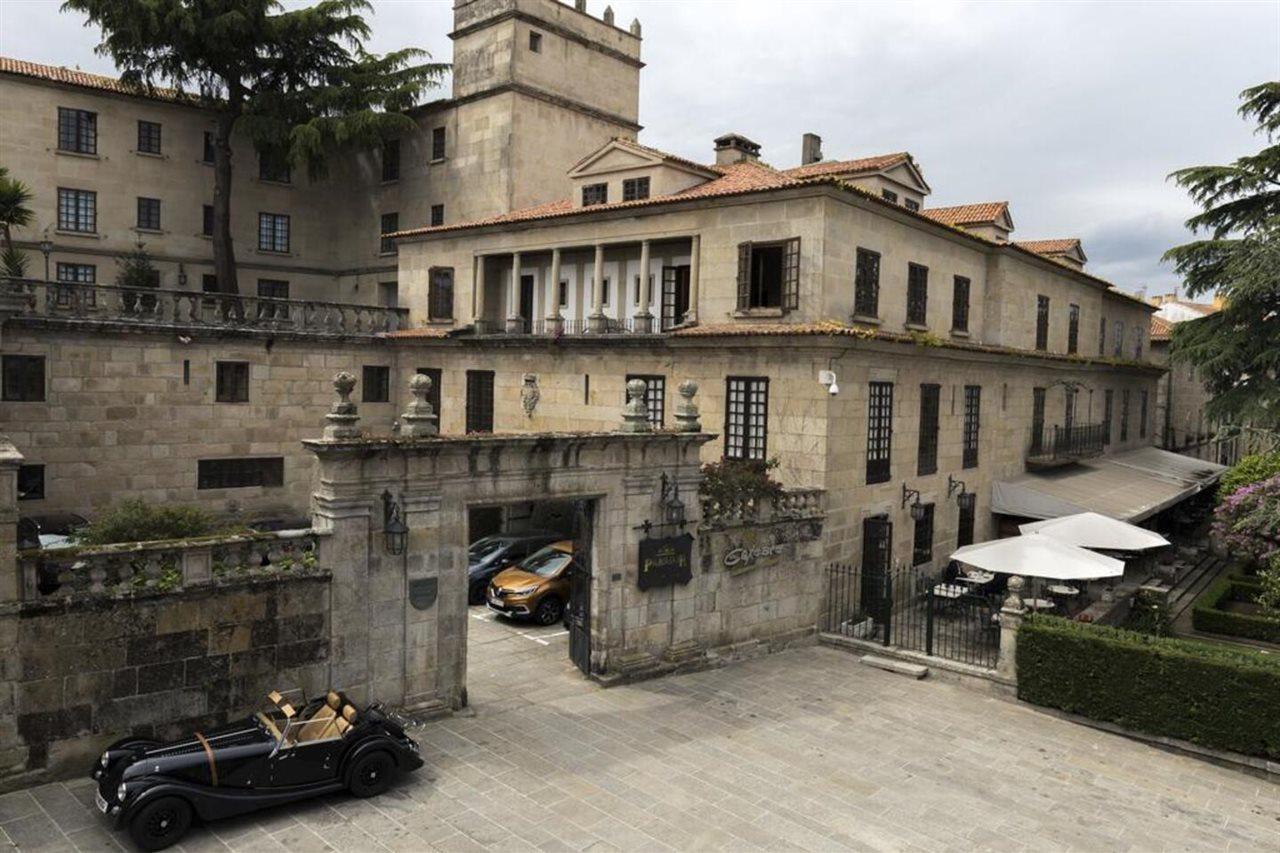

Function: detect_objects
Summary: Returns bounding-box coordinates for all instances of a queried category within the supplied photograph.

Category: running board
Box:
[860,654,928,679]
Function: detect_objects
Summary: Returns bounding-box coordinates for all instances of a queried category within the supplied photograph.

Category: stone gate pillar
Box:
[0,439,24,602]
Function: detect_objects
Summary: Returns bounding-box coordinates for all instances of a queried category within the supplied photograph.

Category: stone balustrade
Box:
[17,528,323,601]
[701,486,825,529]
[4,277,409,336]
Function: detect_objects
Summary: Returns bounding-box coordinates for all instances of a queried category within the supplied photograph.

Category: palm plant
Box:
[0,166,35,277]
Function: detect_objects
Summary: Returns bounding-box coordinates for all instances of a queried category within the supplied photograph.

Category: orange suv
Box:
[486,540,575,625]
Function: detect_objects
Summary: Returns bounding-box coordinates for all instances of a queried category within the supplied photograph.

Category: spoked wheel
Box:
[348,751,396,798]
[533,597,563,626]
[128,796,193,852]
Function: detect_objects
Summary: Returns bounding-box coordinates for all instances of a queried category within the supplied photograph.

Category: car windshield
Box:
[520,547,571,577]
[469,538,508,561]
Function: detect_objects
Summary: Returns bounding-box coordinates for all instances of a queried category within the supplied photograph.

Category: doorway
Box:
[861,514,892,615]
[661,265,690,330]
[519,274,535,332]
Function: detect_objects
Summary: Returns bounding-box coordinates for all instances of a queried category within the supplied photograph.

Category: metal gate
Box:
[567,499,593,676]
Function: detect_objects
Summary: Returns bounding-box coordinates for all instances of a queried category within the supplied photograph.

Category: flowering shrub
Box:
[1212,473,1280,569]
[1218,452,1280,498]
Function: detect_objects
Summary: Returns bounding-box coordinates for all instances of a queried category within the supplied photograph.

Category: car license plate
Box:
[94,790,108,814]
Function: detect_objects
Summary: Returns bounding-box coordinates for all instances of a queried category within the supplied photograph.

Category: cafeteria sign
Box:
[637,533,694,591]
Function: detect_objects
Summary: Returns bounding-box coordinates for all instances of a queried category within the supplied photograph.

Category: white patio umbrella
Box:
[949,533,1124,581]
[1018,512,1171,552]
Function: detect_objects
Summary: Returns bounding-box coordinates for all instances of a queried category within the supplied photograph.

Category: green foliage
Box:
[1122,587,1172,636]
[78,499,225,545]
[1,246,28,278]
[1219,452,1280,497]
[699,457,784,508]
[0,165,35,274]
[1164,82,1280,427]
[1017,615,1280,759]
[115,243,160,289]
[1256,555,1280,615]
[1192,574,1280,643]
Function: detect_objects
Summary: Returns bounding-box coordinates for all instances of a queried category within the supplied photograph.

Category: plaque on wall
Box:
[409,577,438,610]
[637,533,694,591]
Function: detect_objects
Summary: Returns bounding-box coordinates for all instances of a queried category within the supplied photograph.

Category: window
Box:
[1032,387,1046,447]
[1133,325,1144,360]
[866,381,893,484]
[1099,316,1107,355]
[962,385,981,469]
[380,212,399,254]
[736,238,800,311]
[1035,295,1050,351]
[853,248,880,318]
[202,131,215,164]
[202,274,219,295]
[362,366,390,403]
[258,213,290,252]
[258,152,291,183]
[57,188,96,233]
[197,457,284,490]
[1140,390,1149,438]
[257,278,289,299]
[724,376,769,460]
[916,383,940,476]
[598,277,611,306]
[582,183,608,206]
[633,274,654,306]
[1103,389,1114,445]
[558,280,569,307]
[881,188,898,203]
[57,107,96,154]
[430,204,444,227]
[906,263,928,326]
[427,267,454,320]
[622,177,650,201]
[465,370,495,433]
[1067,304,1080,354]
[137,196,162,231]
[1120,389,1131,441]
[1064,387,1076,431]
[431,126,446,161]
[215,361,250,403]
[957,500,975,547]
[904,198,920,212]
[951,276,970,332]
[202,204,214,236]
[1113,320,1124,357]
[381,139,400,182]
[18,464,44,501]
[529,30,543,52]
[626,374,665,428]
[3,355,45,402]
[415,368,443,414]
[912,503,934,566]
[137,120,162,155]
[56,262,96,307]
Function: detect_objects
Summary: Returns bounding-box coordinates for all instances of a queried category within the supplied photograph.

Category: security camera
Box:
[819,369,839,396]
[828,380,840,396]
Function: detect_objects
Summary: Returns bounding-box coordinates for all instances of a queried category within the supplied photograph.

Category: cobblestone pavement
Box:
[3,610,1277,852]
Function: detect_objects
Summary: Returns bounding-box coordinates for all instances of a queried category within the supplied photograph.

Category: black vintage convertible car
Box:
[91,689,423,851]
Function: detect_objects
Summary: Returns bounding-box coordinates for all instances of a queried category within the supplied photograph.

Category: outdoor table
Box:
[933,583,968,599]
[958,570,996,585]
[1047,584,1079,597]
[1023,597,1056,611]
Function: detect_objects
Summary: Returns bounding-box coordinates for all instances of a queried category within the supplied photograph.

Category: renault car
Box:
[486,540,575,625]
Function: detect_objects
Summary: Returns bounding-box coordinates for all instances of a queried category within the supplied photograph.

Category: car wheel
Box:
[128,796,193,852]
[534,597,563,626]
[348,751,396,798]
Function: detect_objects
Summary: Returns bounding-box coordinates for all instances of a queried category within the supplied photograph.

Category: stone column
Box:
[634,240,653,333]
[685,234,700,324]
[505,251,524,334]
[997,574,1027,682]
[545,247,563,335]
[0,439,25,602]
[588,243,607,333]
[473,255,487,333]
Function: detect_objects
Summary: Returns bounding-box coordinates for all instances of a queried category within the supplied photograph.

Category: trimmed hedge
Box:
[1192,576,1280,643]
[1017,615,1280,759]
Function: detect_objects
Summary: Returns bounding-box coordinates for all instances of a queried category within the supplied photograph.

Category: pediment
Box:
[883,159,932,195]
[568,142,663,178]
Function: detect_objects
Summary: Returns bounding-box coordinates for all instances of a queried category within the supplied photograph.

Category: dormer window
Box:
[622,177,650,201]
[882,189,898,203]
[904,198,920,212]
[582,183,608,207]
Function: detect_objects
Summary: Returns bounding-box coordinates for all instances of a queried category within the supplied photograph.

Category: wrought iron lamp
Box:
[38,237,53,281]
[660,472,687,528]
[948,474,976,511]
[901,482,927,521]
[381,489,408,555]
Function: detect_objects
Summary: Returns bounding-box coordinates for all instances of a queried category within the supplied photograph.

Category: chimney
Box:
[575,0,586,11]
[713,132,761,166]
[801,133,823,166]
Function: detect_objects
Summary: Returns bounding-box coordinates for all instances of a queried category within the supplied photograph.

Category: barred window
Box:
[866,381,893,484]
[137,196,162,231]
[362,365,390,403]
[1133,324,1144,360]
[1035,295,1050,351]
[1140,390,1149,438]
[1120,389,1131,440]
[912,503,934,566]
[1113,320,1124,357]
[622,177,650,201]
[197,457,284,489]
[215,361,250,403]
[56,262,96,308]
[430,204,444,227]
[465,370,495,433]
[1032,387,1046,445]
[1103,389,1113,445]
[380,212,399,254]
[57,107,96,154]
[1067,304,1080,354]
[18,464,44,501]
[258,212,290,252]
[431,126,446,161]
[951,276,970,332]
[1099,316,1107,355]
[724,376,768,460]
[917,383,940,476]
[428,267,454,320]
[57,188,96,233]
[382,139,400,181]
[625,374,665,428]
[854,248,880,318]
[415,367,442,414]
[881,188,898,203]
[906,263,928,326]
[2,355,45,402]
[202,204,214,236]
[137,120,162,154]
[582,183,608,206]
[1064,387,1076,431]
[962,385,981,469]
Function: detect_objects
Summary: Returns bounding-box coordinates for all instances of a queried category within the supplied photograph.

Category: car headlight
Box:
[116,783,127,803]
[512,586,540,597]
[99,751,109,768]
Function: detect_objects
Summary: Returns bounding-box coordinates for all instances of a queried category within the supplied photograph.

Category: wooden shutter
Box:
[782,237,800,311]
[736,242,752,309]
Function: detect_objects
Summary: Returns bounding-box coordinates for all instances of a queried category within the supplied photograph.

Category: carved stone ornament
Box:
[674,379,701,432]
[401,373,439,437]
[620,377,651,433]
[323,371,361,439]
[521,373,540,417]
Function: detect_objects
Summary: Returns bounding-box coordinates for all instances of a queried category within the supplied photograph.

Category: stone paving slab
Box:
[4,610,1277,852]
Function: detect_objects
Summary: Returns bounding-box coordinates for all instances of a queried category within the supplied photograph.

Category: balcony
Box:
[1026,423,1106,469]
[474,316,651,336]
[3,277,409,337]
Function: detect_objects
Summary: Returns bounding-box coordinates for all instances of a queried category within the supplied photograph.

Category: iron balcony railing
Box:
[1027,423,1106,462]
[4,277,409,336]
[474,316,648,336]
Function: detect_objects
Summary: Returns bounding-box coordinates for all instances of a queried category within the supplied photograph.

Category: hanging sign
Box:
[637,533,694,590]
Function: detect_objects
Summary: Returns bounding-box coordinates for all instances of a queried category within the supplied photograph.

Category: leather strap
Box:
[194,732,218,787]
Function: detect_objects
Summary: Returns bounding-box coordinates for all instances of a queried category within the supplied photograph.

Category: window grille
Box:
[854,248,880,318]
[466,370,495,433]
[197,457,284,489]
[431,126,446,160]
[137,120,162,154]
[866,381,893,484]
[137,197,161,231]
[57,107,96,154]
[258,213,290,252]
[907,263,928,326]
[625,374,666,428]
[428,267,454,320]
[952,276,970,332]
[380,212,399,254]
[622,177,650,201]
[724,376,769,460]
[962,385,981,469]
[215,361,250,403]
[912,503,935,566]
[1035,295,1050,350]
[582,183,608,206]
[57,188,96,232]
[1067,304,1080,354]
[917,383,940,476]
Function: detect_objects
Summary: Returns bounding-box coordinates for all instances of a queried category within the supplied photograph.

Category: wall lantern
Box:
[901,482,927,522]
[38,237,53,282]
[381,489,408,555]
[660,472,687,527]
[948,474,976,511]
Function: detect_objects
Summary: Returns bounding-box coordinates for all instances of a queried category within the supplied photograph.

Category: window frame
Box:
[215,361,250,404]
[881,188,898,203]
[581,182,608,207]
[55,262,96,308]
[917,383,940,476]
[1103,389,1114,445]
[2,355,46,402]
[1120,389,1131,441]
[951,275,970,333]
[736,238,800,312]
[866,381,894,485]
[415,367,443,414]
[625,374,666,429]
[723,376,769,461]
[853,247,880,318]
[18,464,45,501]
[1067,304,1080,354]
[197,457,284,490]
[258,152,291,184]
[379,212,399,255]
[202,131,216,164]
[136,196,162,232]
[57,187,97,233]
[428,267,454,320]
[962,385,981,469]
[136,119,162,155]
[202,204,215,237]
[57,107,97,154]
[430,204,444,227]
[381,139,400,182]
[622,176,650,201]
[362,365,391,404]
[912,503,935,566]
[906,263,928,326]
[465,369,496,434]
[1140,390,1149,438]
[1035,295,1050,351]
[430,126,447,161]
[257,212,290,253]
[529,30,543,52]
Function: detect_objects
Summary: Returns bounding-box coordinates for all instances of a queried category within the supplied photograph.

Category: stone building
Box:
[1146,295,1219,451]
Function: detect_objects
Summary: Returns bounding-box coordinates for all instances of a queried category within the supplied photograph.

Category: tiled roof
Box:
[923,202,1010,226]
[781,152,911,179]
[571,137,718,177]
[1015,238,1082,255]
[0,56,189,103]
[1150,316,1175,342]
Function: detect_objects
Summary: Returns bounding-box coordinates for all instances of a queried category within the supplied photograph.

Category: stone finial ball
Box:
[626,377,648,399]
[333,371,356,394]
[410,372,433,394]
[678,379,699,398]
[1007,574,1024,593]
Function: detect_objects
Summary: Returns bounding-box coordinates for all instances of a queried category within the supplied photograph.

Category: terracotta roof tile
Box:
[923,202,1010,226]
[781,152,910,179]
[1150,316,1174,341]
[0,56,188,103]
[1015,238,1082,255]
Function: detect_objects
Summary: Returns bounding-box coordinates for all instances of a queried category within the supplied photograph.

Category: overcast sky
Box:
[3,0,1277,294]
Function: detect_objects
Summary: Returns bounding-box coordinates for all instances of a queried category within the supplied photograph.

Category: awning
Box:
[992,446,1225,523]
[951,533,1125,580]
